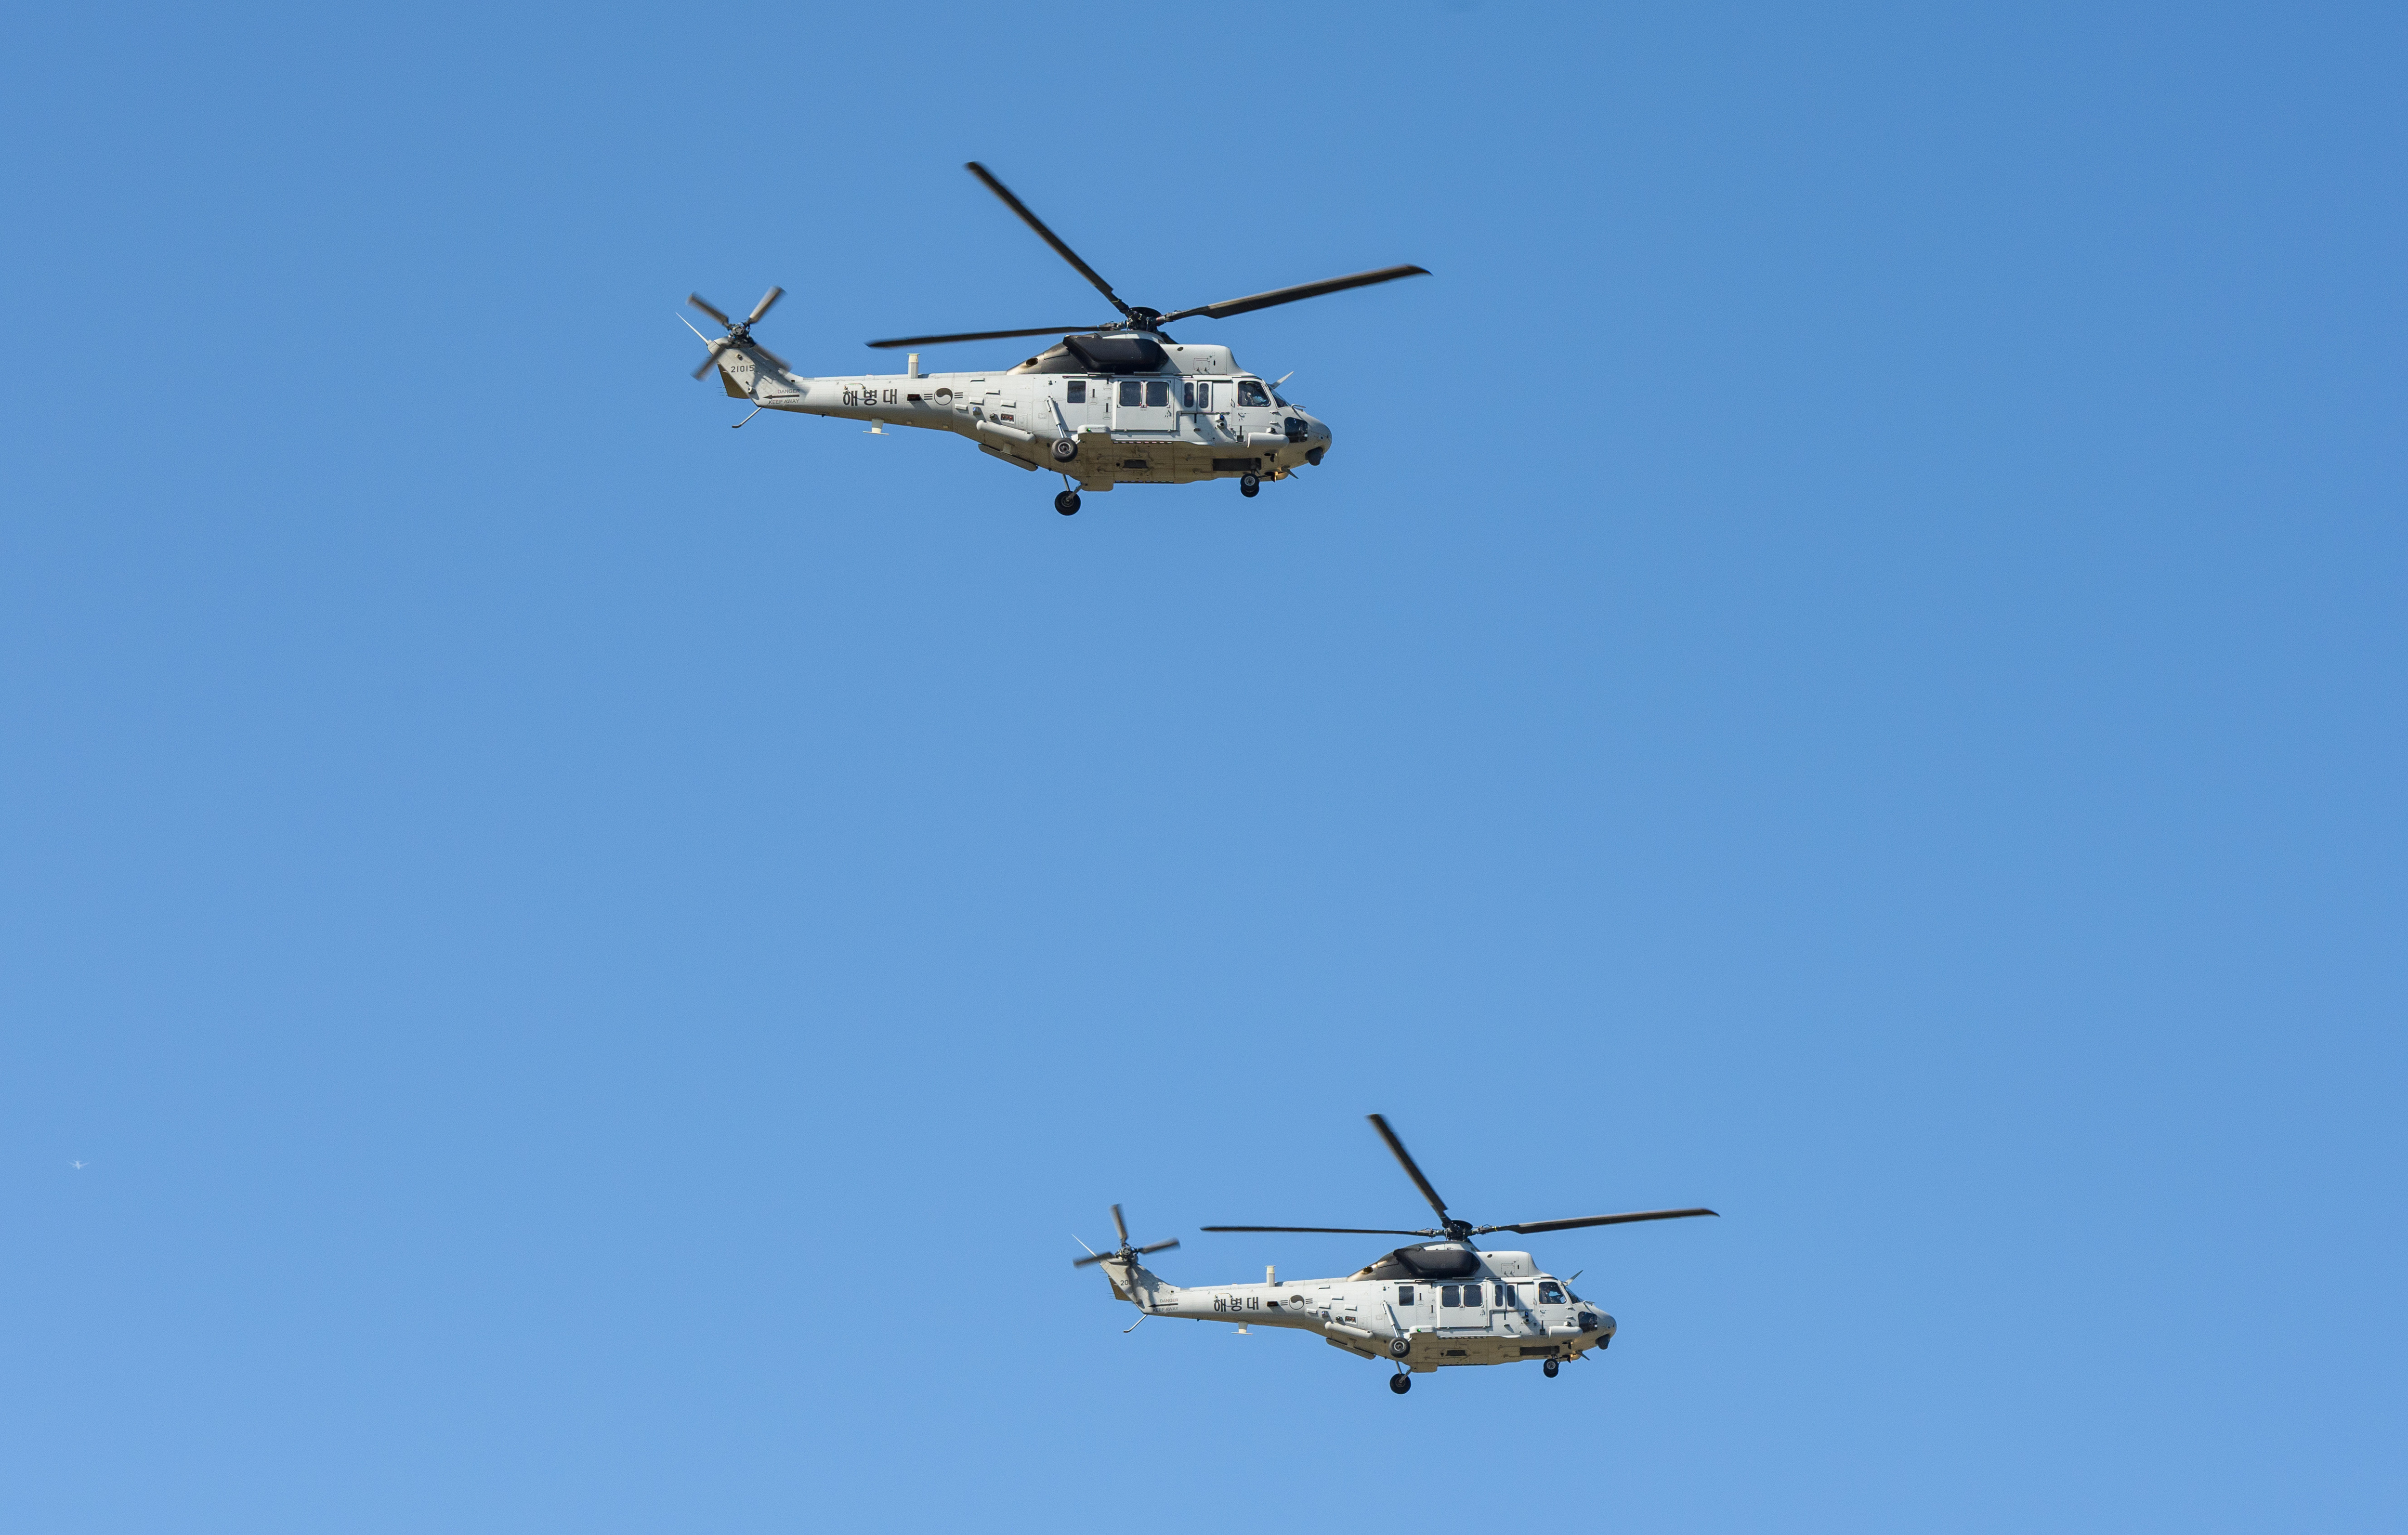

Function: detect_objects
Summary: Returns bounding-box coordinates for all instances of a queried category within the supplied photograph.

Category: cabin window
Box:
[1119,380,1143,406]
[1537,1281,1566,1305]
[1145,380,1170,407]
[1194,381,1211,409]
[1067,381,1086,404]
[1397,1286,1414,1306]
[1498,1283,1518,1306]
[1237,380,1271,407]
[1440,1285,1459,1308]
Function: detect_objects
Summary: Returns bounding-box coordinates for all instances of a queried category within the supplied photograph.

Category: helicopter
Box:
[681,162,1426,515]
[1075,1114,1716,1394]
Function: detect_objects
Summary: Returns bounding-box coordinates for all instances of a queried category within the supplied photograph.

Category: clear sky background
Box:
[2,3,2402,1531]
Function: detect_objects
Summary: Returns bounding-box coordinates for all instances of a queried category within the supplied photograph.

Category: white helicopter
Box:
[1076,1115,1716,1394]
[682,162,1426,515]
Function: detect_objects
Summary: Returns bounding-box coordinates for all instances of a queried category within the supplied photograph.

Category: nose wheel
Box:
[1388,1372,1412,1395]
[1054,490,1081,516]
[1543,1357,1560,1378]
[1239,473,1260,498]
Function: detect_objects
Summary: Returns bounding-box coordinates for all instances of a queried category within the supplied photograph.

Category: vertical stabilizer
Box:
[1100,1257,1178,1312]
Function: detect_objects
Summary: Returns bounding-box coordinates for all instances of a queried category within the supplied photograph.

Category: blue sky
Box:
[2,3,2401,1531]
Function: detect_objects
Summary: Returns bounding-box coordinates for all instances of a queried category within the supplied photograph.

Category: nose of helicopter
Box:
[1303,414,1333,466]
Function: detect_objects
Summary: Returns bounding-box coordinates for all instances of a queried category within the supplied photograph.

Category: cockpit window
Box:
[1236,380,1271,407]
[1537,1281,1566,1305]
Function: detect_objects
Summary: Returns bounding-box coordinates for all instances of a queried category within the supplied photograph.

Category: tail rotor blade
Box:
[688,293,733,326]
[691,337,731,379]
[1111,1204,1130,1246]
[747,285,784,324]
[1136,1238,1180,1256]
[1071,1250,1112,1268]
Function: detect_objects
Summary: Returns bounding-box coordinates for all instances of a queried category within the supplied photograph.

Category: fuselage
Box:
[714,333,1332,492]
[1100,1243,1616,1372]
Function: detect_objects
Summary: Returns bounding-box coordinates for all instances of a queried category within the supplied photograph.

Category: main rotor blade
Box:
[747,285,784,324]
[1367,1113,1453,1226]
[1157,264,1429,325]
[1111,1204,1129,1246]
[1135,1238,1180,1255]
[1199,1225,1438,1236]
[964,161,1132,320]
[864,324,1102,350]
[687,292,733,326]
[1474,1208,1721,1235]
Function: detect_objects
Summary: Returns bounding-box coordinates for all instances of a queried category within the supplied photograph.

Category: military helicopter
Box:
[1075,1115,1716,1394]
[681,162,1426,515]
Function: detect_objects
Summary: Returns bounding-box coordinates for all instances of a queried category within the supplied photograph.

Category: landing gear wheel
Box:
[1054,490,1081,516]
[1387,1337,1411,1359]
[1388,1373,1412,1395]
[1239,473,1260,498]
[1543,1357,1560,1378]
[1050,436,1079,463]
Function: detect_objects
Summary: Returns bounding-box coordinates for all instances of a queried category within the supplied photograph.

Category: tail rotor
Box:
[687,285,790,378]
[1073,1203,1180,1268]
